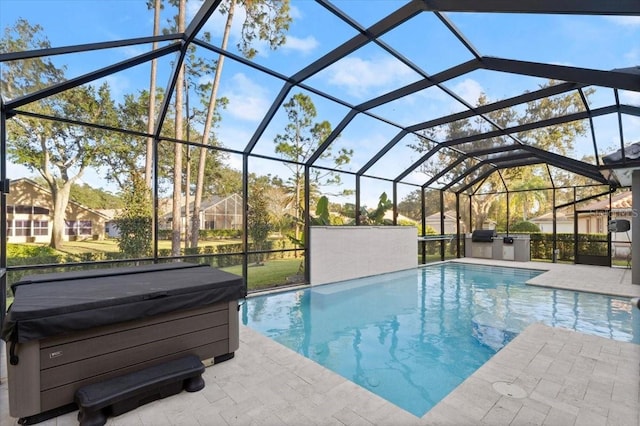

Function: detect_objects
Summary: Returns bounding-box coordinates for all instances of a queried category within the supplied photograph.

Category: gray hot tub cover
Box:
[1,262,245,344]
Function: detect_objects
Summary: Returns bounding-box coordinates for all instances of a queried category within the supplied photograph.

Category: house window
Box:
[14,205,33,214]
[7,205,50,215]
[14,220,32,236]
[33,220,48,236]
[79,220,92,235]
[596,217,604,234]
[65,220,92,236]
[65,220,76,236]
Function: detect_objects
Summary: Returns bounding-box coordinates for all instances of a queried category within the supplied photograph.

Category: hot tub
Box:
[1,262,244,422]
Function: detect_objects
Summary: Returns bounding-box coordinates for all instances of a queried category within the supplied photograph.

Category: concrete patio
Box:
[1,260,639,425]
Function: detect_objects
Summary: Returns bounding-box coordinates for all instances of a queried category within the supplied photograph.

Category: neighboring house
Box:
[530,191,633,258]
[425,211,466,234]
[160,194,243,232]
[530,192,633,235]
[383,210,418,225]
[529,209,573,233]
[579,191,633,258]
[97,209,123,238]
[6,178,111,243]
[577,191,632,234]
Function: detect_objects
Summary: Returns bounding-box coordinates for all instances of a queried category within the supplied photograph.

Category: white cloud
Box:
[450,78,484,106]
[281,35,319,55]
[326,56,415,98]
[221,73,270,122]
[621,90,640,106]
[289,4,302,20]
[604,16,640,27]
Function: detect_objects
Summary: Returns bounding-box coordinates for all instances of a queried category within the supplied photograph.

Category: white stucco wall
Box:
[309,226,417,285]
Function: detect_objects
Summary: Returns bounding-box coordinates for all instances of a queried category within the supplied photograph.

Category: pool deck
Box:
[1,259,639,425]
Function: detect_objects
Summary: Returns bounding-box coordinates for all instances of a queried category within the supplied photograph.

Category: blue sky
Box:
[1,1,639,205]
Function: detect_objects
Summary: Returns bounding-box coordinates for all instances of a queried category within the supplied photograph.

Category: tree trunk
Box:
[49,182,72,250]
[471,194,496,229]
[184,144,190,249]
[171,0,186,257]
[145,0,160,189]
[191,0,236,248]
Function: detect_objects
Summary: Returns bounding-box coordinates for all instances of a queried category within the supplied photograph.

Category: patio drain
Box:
[492,382,527,398]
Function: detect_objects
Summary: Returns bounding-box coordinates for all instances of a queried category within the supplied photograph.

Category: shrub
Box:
[510,221,541,232]
[7,244,61,266]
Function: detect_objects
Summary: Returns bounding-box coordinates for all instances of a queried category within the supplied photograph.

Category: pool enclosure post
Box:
[552,189,558,262]
[242,154,249,291]
[355,175,361,226]
[456,193,461,258]
[0,104,6,384]
[304,165,311,283]
[421,187,426,264]
[573,187,578,262]
[468,194,473,232]
[392,183,398,226]
[505,191,510,235]
[440,190,445,260]
[632,170,640,284]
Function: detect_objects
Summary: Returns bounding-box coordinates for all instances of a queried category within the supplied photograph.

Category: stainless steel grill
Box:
[471,229,496,243]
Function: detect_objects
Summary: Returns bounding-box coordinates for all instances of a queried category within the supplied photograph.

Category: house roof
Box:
[425,210,458,221]
[161,193,243,219]
[384,210,417,224]
[578,191,632,211]
[531,191,633,223]
[530,210,572,223]
[11,178,111,219]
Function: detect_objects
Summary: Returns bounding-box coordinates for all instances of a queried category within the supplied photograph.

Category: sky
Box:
[1,0,639,206]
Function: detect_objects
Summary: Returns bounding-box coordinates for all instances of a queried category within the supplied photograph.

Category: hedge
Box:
[529,232,608,261]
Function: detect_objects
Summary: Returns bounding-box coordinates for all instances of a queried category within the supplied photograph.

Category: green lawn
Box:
[222,258,303,291]
[56,238,243,256]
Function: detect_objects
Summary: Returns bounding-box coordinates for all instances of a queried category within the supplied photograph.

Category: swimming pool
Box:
[241,263,639,417]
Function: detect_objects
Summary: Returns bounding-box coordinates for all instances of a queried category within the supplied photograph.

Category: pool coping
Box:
[449,258,640,299]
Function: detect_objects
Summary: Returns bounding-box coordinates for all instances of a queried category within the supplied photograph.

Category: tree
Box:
[115,174,153,258]
[2,20,117,249]
[190,0,292,249]
[274,93,353,242]
[508,175,549,222]
[397,189,422,221]
[97,89,168,191]
[358,192,393,225]
[69,183,123,209]
[171,0,187,256]
[248,177,272,265]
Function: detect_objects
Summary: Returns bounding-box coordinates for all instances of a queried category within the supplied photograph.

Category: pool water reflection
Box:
[242,263,639,416]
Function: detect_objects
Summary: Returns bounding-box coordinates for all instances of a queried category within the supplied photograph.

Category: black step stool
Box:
[74,355,205,426]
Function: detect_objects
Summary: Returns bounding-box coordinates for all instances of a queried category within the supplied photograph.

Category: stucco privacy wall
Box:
[309,226,418,285]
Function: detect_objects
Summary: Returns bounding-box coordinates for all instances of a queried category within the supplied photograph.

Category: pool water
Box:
[241,263,639,417]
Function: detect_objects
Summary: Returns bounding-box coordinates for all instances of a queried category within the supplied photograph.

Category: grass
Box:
[55,238,243,256]
[222,258,303,292]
